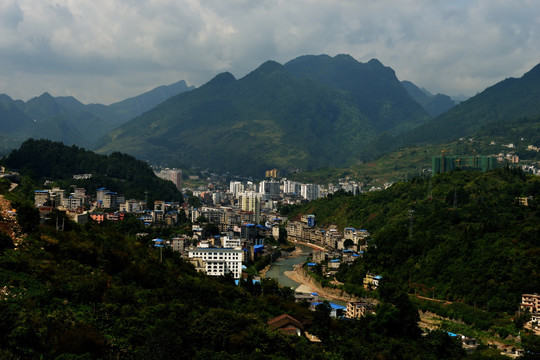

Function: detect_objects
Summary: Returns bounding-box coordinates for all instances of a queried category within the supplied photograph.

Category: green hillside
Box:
[96,55,430,176]
[400,62,540,146]
[3,139,182,202]
[286,167,540,312]
[285,55,429,133]
[292,113,540,187]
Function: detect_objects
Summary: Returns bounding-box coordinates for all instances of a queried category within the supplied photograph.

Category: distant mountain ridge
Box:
[401,80,456,118]
[96,55,430,176]
[399,62,540,146]
[0,80,194,151]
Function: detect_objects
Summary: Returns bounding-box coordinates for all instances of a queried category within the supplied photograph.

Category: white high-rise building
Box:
[259,180,280,197]
[301,184,320,201]
[188,247,243,279]
[283,180,301,195]
[229,181,245,197]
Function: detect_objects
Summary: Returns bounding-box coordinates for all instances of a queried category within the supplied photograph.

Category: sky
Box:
[0,0,539,105]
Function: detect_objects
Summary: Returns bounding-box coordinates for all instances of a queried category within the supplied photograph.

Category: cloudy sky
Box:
[1,0,539,104]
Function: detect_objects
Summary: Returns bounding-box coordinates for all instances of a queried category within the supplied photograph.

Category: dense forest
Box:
[2,139,182,202]
[285,168,540,312]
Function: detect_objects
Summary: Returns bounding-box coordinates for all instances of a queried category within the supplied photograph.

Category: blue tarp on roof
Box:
[330,259,340,262]
[374,275,382,280]
[312,302,346,310]
[307,263,317,266]
[311,292,318,296]
[353,254,359,257]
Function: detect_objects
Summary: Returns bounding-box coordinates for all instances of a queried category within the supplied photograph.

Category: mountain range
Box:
[2,54,540,178]
[0,80,193,151]
[95,55,433,175]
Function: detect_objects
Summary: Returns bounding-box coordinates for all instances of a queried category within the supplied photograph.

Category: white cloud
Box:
[0,0,539,103]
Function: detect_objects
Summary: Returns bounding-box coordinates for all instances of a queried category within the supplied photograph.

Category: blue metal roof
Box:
[312,302,346,310]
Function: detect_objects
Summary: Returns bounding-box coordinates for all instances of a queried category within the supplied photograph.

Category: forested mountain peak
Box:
[96,54,430,175]
[203,71,237,88]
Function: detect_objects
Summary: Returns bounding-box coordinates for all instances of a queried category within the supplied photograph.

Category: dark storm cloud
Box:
[0,0,538,104]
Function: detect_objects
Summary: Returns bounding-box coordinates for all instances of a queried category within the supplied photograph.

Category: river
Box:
[264,243,312,288]
[265,244,347,306]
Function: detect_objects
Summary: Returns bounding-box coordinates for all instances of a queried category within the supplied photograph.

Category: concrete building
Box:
[239,191,261,223]
[73,188,86,198]
[119,199,142,213]
[96,188,109,204]
[171,237,186,252]
[34,190,51,207]
[229,181,245,197]
[265,168,279,178]
[346,300,376,319]
[155,168,182,192]
[521,294,540,313]
[301,184,320,201]
[259,180,280,197]
[283,180,301,195]
[188,247,243,279]
[102,192,118,209]
[64,196,83,210]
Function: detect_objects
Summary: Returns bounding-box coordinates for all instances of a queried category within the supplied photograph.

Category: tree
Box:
[0,232,14,253]
[16,202,40,233]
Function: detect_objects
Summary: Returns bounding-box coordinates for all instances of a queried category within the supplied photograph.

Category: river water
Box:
[266,243,348,307]
[265,243,312,289]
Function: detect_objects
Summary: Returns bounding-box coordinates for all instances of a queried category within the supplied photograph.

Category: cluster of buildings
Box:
[431,155,499,175]
[521,293,540,329]
[151,231,271,280]
[192,177,364,216]
[287,215,370,253]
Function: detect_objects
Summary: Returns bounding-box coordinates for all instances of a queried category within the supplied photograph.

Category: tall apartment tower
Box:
[229,181,245,198]
[301,184,320,201]
[239,191,261,223]
[259,180,280,197]
[155,168,183,192]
